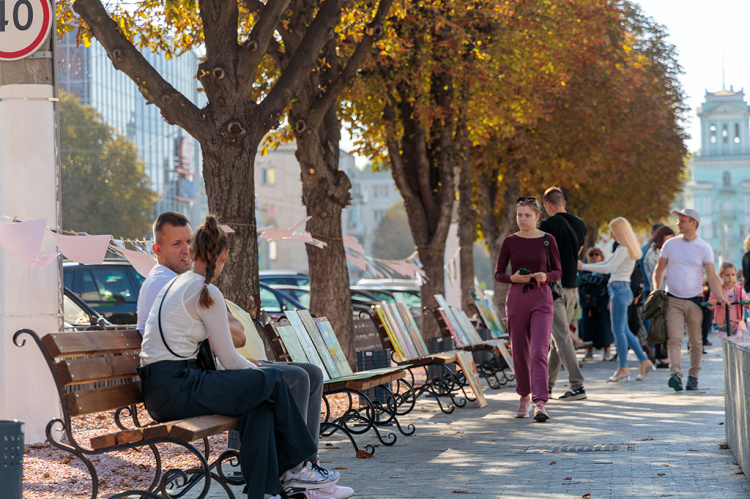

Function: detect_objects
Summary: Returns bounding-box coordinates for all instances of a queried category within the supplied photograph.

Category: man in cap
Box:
[653,208,728,391]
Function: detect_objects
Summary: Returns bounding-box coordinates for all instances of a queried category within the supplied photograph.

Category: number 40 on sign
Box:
[0,0,52,62]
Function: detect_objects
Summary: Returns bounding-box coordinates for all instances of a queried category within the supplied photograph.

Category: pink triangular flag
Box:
[50,233,111,265]
[110,247,157,277]
[346,254,369,272]
[343,235,365,255]
[0,218,47,261]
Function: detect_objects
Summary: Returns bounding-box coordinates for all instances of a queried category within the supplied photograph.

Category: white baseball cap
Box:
[671,208,700,224]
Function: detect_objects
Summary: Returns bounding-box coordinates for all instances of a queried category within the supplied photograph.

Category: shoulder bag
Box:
[543,234,563,300]
[157,277,217,371]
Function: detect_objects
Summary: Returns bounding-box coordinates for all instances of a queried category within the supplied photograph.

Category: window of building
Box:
[262,168,276,186]
[723,171,731,187]
[723,124,729,143]
[735,123,741,144]
[710,124,717,144]
[374,210,386,223]
[373,185,388,198]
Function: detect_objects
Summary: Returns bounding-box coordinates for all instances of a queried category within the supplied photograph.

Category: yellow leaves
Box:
[560,81,566,86]
[622,44,632,53]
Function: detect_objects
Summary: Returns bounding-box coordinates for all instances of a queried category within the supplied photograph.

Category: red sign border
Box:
[0,0,52,61]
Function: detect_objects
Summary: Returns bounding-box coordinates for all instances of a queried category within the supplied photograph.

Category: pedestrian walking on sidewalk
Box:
[653,208,729,391]
[539,187,588,401]
[579,217,654,382]
[578,247,612,361]
[495,197,562,422]
[707,261,749,338]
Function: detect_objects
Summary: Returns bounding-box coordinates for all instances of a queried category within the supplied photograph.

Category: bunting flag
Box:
[109,246,157,278]
[0,218,47,261]
[50,233,111,265]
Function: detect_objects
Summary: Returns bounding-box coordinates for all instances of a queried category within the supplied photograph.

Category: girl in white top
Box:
[578,217,654,382]
[140,216,338,499]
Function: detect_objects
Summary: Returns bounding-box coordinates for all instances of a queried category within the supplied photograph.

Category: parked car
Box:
[259,282,306,320]
[350,285,422,308]
[63,260,145,324]
[63,287,112,330]
[259,270,309,288]
[269,284,375,314]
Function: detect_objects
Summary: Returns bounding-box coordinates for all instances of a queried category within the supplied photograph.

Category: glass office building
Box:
[57,34,209,224]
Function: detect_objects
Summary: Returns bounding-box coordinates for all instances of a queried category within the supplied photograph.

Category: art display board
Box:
[382,304,419,360]
[453,308,485,345]
[394,303,429,357]
[314,318,353,376]
[274,324,331,381]
[436,308,468,347]
[486,299,508,335]
[286,310,341,378]
[475,299,503,339]
[386,303,426,358]
[434,295,471,347]
[375,305,408,361]
[454,351,487,408]
[495,341,514,374]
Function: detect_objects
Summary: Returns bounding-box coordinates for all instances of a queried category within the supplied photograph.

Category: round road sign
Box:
[0,0,53,61]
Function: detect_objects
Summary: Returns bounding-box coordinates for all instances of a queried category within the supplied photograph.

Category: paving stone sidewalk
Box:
[201,339,750,498]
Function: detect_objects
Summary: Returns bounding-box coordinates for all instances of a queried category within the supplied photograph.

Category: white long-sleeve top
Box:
[140,271,256,370]
[580,246,635,283]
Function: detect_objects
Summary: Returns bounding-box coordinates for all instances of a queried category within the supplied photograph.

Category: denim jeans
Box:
[608,281,647,368]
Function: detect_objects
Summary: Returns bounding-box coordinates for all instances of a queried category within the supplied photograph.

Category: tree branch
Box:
[239,0,292,82]
[259,0,343,122]
[199,0,240,70]
[308,0,393,131]
[73,0,201,138]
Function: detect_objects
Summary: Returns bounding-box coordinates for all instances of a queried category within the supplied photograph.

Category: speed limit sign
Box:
[0,0,52,61]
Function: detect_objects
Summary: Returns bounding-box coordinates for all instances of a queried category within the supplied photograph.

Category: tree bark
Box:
[457,131,476,313]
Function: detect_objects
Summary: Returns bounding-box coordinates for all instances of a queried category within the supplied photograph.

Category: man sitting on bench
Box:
[137,211,352,499]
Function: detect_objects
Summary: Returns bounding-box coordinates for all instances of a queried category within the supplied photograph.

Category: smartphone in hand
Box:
[519,268,531,275]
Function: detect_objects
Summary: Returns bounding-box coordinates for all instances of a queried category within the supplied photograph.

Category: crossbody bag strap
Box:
[558,215,580,251]
[157,277,197,359]
[543,233,551,272]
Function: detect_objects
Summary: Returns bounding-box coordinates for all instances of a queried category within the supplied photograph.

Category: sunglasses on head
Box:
[517,196,537,203]
[589,251,602,256]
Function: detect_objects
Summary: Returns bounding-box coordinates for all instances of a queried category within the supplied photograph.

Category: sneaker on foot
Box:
[686,376,699,390]
[283,461,340,492]
[668,373,683,392]
[515,396,531,418]
[533,400,549,422]
[306,484,355,499]
[602,353,615,362]
[583,353,594,363]
[558,387,587,401]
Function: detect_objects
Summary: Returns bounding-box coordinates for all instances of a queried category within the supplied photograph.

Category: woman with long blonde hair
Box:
[578,217,654,382]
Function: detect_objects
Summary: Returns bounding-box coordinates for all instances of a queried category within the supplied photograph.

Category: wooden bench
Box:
[370,303,479,414]
[14,328,242,499]
[261,310,410,455]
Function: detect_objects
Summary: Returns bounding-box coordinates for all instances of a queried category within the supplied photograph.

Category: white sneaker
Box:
[283,461,340,492]
[307,484,354,498]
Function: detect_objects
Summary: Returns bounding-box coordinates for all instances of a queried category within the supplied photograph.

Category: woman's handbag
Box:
[157,278,217,371]
[544,234,563,300]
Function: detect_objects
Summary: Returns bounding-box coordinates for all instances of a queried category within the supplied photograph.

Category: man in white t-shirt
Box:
[137,213,349,495]
[653,208,728,391]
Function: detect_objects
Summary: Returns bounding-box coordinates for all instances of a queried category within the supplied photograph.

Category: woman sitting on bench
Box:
[139,215,338,499]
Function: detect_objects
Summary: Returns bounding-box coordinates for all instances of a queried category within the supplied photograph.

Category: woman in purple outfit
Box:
[495,197,562,422]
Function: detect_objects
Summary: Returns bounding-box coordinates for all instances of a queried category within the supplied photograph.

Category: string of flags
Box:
[0,216,445,286]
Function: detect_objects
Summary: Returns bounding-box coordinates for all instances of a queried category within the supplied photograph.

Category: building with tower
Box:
[684,87,750,265]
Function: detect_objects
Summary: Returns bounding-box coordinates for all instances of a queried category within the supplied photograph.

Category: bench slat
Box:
[65,382,143,417]
[55,354,140,386]
[42,330,142,358]
[90,423,170,450]
[168,415,238,442]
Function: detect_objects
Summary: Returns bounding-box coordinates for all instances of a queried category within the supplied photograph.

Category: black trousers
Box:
[140,360,317,498]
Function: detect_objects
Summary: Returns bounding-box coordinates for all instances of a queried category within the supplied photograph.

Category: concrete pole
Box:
[0,31,62,441]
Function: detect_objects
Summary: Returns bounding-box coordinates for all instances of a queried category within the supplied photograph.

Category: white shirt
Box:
[137,264,178,335]
[659,235,714,299]
[140,271,255,370]
[580,246,634,282]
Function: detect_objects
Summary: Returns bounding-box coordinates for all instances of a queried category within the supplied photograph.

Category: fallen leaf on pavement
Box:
[333,467,347,470]
[549,461,556,465]
[688,449,698,452]
[356,449,373,459]
[638,438,654,441]
[451,491,479,494]
[719,443,730,449]
[657,473,666,476]
[564,477,572,480]
[734,471,744,475]
[582,494,591,499]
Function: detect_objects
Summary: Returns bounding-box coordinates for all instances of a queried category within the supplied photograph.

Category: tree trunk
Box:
[294,113,355,368]
[417,244,447,337]
[457,135,476,313]
[201,135,261,316]
[583,222,602,256]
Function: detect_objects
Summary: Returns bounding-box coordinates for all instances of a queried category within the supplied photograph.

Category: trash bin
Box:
[0,420,23,499]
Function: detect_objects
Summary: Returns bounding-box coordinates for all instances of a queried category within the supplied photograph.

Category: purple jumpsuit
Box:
[495,234,562,403]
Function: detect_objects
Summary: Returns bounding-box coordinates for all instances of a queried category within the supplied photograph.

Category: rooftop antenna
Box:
[722,46,726,90]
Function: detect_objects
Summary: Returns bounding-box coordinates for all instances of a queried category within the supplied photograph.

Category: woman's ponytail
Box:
[191,215,228,308]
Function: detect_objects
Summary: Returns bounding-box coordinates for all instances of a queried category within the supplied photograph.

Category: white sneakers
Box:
[303,484,355,498]
[283,461,340,493]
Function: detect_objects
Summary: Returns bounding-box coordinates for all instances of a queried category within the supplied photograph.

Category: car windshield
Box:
[63,294,91,326]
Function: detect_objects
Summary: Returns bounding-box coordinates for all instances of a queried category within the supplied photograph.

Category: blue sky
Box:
[636,0,750,153]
